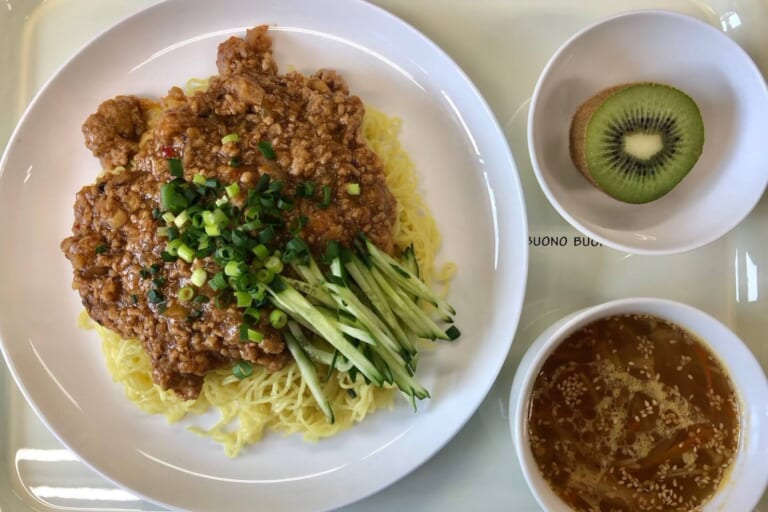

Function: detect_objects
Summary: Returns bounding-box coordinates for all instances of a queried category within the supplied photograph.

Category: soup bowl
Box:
[509,297,768,511]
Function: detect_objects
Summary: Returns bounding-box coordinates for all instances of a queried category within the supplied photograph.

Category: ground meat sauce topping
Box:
[61,25,396,399]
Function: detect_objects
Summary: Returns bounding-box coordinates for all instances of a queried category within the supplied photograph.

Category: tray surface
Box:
[1,0,767,510]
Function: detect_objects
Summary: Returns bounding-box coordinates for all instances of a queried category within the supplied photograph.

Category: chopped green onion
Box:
[166,238,183,256]
[173,210,190,228]
[156,226,170,238]
[204,178,220,189]
[152,276,165,287]
[178,243,195,263]
[178,286,195,302]
[225,183,240,198]
[190,268,207,287]
[258,226,274,244]
[229,157,241,168]
[299,181,315,197]
[320,185,331,208]
[161,251,177,262]
[148,289,164,304]
[224,260,243,277]
[235,291,253,308]
[149,264,160,274]
[269,309,288,329]
[162,211,176,224]
[192,174,207,186]
[252,244,269,260]
[258,140,276,160]
[244,307,261,321]
[221,133,240,144]
[265,256,283,274]
[256,269,274,284]
[205,224,221,237]
[232,361,253,379]
[213,208,229,226]
[191,212,205,228]
[208,271,228,291]
[193,294,210,303]
[167,158,183,177]
[167,226,179,240]
[215,196,229,207]
[152,207,161,219]
[255,173,270,192]
[160,182,189,214]
[216,246,235,261]
[95,244,108,254]
[130,294,138,304]
[346,183,361,196]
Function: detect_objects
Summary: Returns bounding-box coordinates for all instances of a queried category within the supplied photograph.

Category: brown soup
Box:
[527,314,739,512]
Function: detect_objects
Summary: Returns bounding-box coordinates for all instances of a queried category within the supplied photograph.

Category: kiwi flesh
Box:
[569,82,704,204]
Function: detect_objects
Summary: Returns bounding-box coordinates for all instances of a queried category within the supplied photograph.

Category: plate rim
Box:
[0,0,529,509]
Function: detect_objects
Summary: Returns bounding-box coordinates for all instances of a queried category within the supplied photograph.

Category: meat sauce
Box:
[61,26,396,399]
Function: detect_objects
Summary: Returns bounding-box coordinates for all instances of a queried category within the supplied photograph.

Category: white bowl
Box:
[509,298,768,511]
[527,10,768,255]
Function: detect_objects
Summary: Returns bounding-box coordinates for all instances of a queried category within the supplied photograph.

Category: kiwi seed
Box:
[569,82,705,204]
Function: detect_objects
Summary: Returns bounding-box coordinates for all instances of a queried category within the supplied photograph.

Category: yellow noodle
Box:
[84,104,447,456]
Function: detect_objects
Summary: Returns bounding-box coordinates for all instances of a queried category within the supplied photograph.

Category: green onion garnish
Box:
[178,243,195,263]
[265,255,283,274]
[166,238,183,256]
[346,183,361,196]
[178,286,195,302]
[190,268,207,287]
[252,244,269,260]
[167,158,183,177]
[208,271,228,291]
[269,309,288,329]
[258,141,276,160]
[256,269,274,284]
[244,307,261,321]
[225,183,240,198]
[95,244,108,254]
[152,207,161,219]
[130,294,138,304]
[193,294,210,303]
[148,289,164,304]
[299,181,315,197]
[173,210,190,228]
[221,133,240,144]
[156,227,169,238]
[224,260,242,277]
[320,185,331,208]
[205,224,221,237]
[192,174,207,186]
[235,291,253,308]
[229,157,241,168]
[232,361,254,379]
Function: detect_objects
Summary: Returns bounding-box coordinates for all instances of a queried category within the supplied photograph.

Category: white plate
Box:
[0,0,528,510]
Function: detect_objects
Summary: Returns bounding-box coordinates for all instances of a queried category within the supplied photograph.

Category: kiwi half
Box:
[569,82,704,204]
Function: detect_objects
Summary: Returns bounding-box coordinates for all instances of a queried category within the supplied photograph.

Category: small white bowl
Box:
[527,11,768,254]
[509,298,768,511]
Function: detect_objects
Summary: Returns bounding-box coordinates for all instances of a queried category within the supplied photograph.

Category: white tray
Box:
[1,0,766,510]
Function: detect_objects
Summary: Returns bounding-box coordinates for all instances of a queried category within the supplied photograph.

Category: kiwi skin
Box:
[569,84,629,188]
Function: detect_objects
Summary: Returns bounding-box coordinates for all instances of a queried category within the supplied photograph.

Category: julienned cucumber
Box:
[266,238,459,423]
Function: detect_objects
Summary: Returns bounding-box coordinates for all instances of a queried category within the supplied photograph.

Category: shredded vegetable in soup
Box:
[527,314,739,512]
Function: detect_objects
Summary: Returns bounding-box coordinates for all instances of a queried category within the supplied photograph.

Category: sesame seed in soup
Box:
[527,314,739,512]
